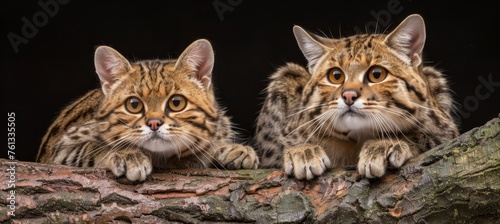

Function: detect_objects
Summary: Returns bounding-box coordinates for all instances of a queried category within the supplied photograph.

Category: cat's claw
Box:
[106,150,153,182]
[357,140,413,178]
[284,144,331,180]
[218,144,259,169]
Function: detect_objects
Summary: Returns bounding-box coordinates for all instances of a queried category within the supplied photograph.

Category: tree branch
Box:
[1,116,499,223]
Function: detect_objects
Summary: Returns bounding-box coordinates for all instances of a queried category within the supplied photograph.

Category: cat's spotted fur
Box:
[37,39,259,181]
[255,14,459,180]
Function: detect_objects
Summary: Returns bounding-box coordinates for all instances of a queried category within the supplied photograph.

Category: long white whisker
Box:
[92,132,136,168]
[178,130,229,173]
[370,110,415,144]
[287,103,330,135]
[286,104,325,119]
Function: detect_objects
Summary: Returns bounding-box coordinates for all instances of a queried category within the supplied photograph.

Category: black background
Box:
[2,1,499,162]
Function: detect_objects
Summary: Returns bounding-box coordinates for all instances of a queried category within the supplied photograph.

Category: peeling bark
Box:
[1,116,499,224]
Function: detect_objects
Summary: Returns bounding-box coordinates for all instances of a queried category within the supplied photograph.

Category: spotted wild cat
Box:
[255,14,459,180]
[37,39,259,181]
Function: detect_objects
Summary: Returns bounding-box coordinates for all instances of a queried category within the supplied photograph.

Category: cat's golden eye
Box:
[367,66,388,83]
[124,97,144,114]
[167,95,187,112]
[327,68,345,84]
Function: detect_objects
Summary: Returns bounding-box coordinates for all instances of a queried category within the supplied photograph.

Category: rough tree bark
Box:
[1,116,499,224]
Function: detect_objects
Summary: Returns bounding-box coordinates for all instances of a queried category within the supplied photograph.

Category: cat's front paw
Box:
[105,150,153,182]
[217,144,259,169]
[357,140,413,178]
[284,144,332,180]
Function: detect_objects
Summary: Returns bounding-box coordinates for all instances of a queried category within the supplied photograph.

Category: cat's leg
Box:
[255,63,311,168]
[57,141,153,182]
[51,121,111,166]
[357,139,415,178]
[215,143,259,169]
[53,121,153,181]
[284,144,332,180]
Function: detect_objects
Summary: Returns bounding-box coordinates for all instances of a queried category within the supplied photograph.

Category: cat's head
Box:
[92,39,219,157]
[294,14,430,139]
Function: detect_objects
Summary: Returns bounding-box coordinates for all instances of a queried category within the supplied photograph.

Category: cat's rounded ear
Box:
[94,46,133,95]
[293,25,328,74]
[385,14,426,66]
[175,39,214,89]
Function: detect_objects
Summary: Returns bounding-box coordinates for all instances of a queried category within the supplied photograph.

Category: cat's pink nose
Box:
[342,90,359,106]
[147,118,164,131]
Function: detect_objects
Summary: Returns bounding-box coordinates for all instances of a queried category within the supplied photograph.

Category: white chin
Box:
[335,115,370,132]
[141,138,183,158]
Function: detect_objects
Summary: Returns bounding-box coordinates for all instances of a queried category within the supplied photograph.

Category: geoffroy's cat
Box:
[255,14,459,180]
[37,39,259,181]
